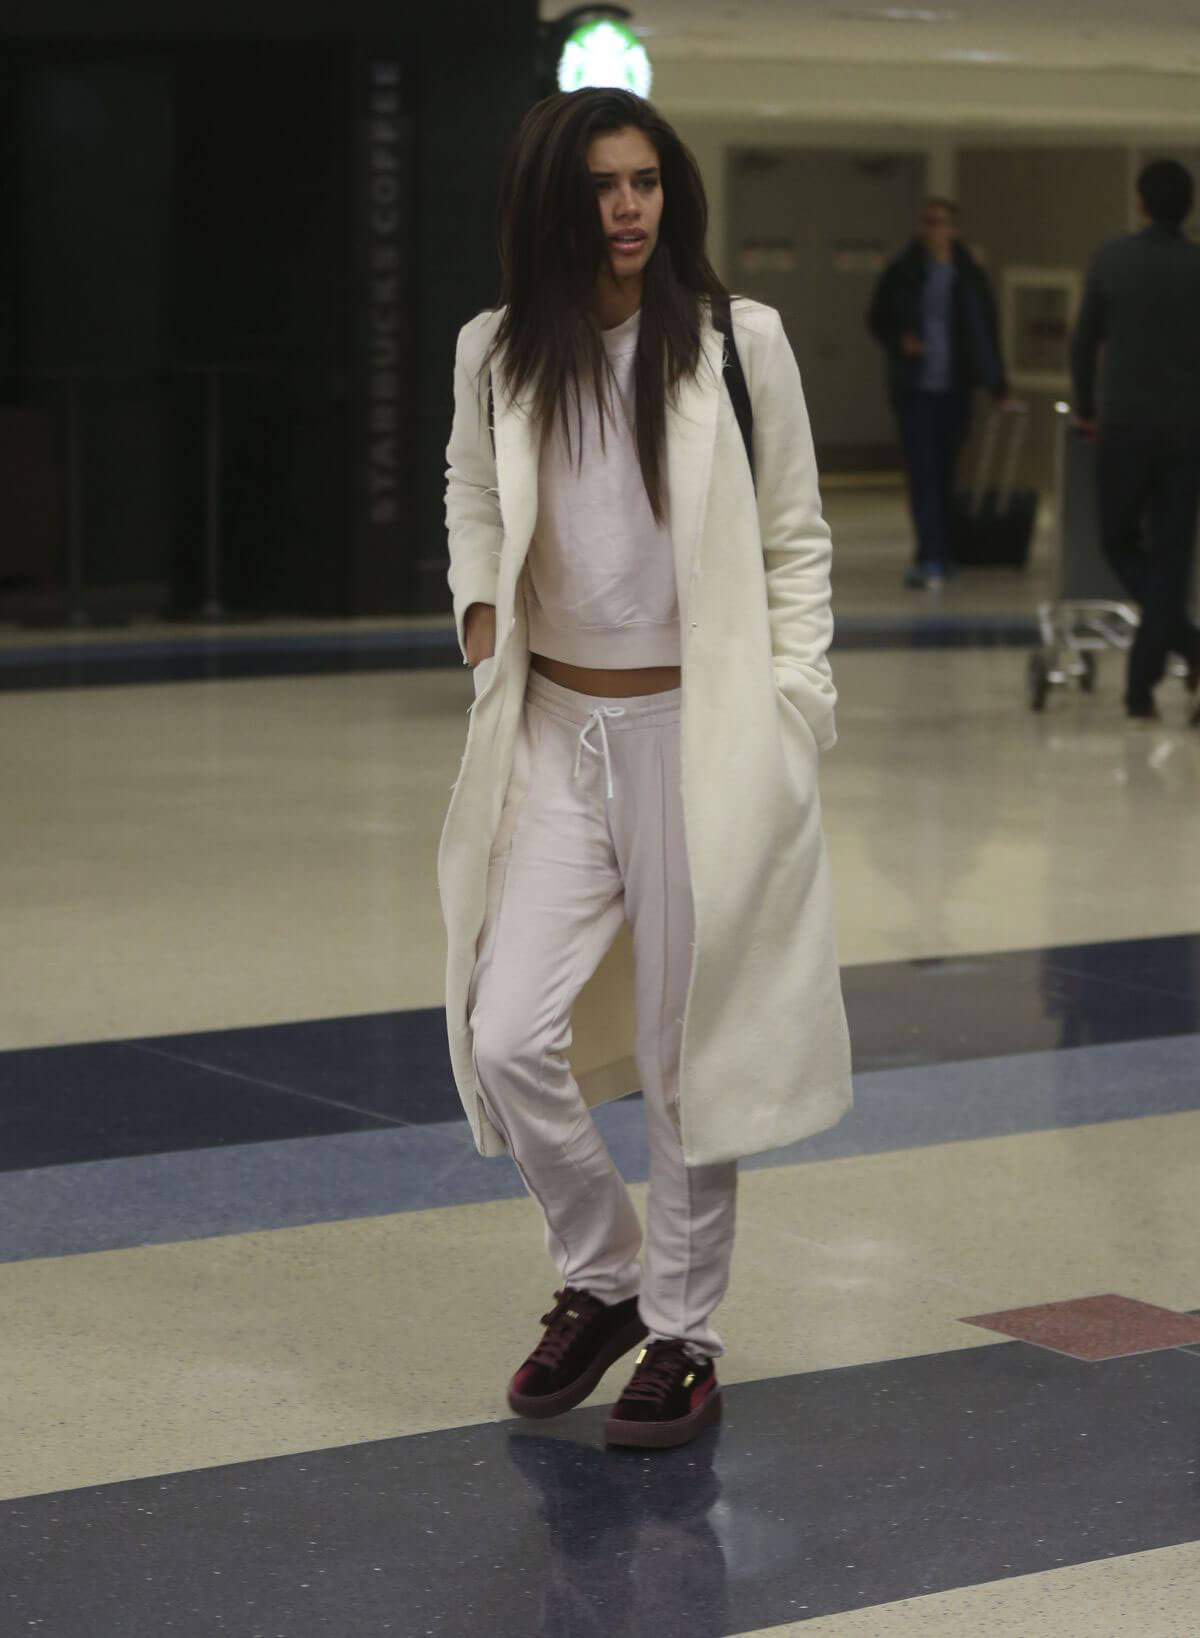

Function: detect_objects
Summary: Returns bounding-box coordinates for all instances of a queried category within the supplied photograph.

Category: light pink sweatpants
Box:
[468,669,738,1359]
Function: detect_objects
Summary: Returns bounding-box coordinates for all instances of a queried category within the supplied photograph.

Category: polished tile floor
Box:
[2,499,1199,1635]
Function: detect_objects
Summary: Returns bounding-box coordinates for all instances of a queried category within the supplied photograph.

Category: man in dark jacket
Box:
[1070,158,1200,725]
[867,199,1009,589]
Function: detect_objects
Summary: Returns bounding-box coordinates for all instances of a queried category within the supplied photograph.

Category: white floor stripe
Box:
[3,1109,1198,1500]
[2,649,1199,1050]
[736,1540,1200,1636]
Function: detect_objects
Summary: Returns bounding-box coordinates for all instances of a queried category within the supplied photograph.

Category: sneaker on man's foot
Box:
[507,1289,646,1420]
[604,1339,721,1449]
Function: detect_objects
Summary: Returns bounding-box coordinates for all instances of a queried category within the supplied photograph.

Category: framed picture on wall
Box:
[1002,267,1081,393]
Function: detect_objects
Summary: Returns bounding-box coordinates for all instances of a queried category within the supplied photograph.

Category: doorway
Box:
[727,147,925,472]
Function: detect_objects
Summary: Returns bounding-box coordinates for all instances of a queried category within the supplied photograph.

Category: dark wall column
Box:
[16,53,175,594]
[174,41,355,616]
[1,1,540,619]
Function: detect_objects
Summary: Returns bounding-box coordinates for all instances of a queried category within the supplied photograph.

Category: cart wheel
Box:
[1078,652,1097,693]
[1027,651,1050,712]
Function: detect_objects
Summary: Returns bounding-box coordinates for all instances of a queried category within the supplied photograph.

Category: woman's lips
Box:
[610,233,647,255]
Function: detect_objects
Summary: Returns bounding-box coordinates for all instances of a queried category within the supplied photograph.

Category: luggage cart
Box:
[1026,403,1139,712]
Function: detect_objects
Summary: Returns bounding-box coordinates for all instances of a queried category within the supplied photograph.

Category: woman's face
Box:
[586,125,663,285]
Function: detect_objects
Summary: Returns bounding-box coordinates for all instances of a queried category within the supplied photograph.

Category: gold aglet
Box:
[566,1309,579,1318]
[636,1347,648,1364]
[683,1372,695,1387]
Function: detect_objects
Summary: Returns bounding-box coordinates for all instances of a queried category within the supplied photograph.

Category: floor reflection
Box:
[506,1427,728,1638]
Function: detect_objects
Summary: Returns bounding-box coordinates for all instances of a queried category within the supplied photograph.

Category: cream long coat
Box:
[437,297,852,1167]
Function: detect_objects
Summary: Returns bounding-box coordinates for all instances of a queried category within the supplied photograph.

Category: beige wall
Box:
[956,146,1132,490]
[660,54,1200,275]
[674,118,957,288]
[725,146,926,465]
[958,146,1130,265]
[669,108,1200,484]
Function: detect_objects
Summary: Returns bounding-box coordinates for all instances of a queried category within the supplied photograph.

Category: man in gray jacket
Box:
[1070,159,1200,723]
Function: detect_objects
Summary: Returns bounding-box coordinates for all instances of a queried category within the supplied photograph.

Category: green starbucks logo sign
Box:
[557,17,653,96]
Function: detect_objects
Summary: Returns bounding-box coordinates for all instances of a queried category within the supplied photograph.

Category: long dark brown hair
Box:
[484,89,727,521]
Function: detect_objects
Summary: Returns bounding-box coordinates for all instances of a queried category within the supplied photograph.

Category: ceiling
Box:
[541,1,1200,75]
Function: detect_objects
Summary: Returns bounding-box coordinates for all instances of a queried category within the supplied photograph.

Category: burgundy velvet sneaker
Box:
[604,1339,722,1449]
[507,1288,647,1420]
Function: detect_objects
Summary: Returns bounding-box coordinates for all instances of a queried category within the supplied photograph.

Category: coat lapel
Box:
[491,369,539,609]
[666,314,724,618]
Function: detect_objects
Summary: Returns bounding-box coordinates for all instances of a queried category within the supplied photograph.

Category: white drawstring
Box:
[573,706,626,800]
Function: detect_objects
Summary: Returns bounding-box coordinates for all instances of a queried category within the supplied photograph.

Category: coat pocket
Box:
[468,654,499,711]
[773,659,835,752]
[774,681,818,755]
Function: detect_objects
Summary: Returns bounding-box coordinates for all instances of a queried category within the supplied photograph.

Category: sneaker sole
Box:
[506,1315,648,1420]
[603,1387,722,1449]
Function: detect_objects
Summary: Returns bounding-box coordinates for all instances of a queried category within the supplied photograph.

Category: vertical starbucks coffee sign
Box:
[364,59,405,529]
[353,53,412,607]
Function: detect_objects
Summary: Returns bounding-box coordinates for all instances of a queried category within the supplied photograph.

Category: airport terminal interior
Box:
[3,1,1200,1634]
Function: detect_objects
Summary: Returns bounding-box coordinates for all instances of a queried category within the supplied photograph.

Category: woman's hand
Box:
[463,602,497,668]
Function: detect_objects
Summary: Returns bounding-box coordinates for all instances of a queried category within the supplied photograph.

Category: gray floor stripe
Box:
[1,1032,1195,1265]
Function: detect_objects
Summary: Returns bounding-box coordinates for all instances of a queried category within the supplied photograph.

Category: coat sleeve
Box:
[749,309,838,752]
[444,318,503,658]
[866,260,902,352]
[1069,254,1107,422]
[976,271,1010,400]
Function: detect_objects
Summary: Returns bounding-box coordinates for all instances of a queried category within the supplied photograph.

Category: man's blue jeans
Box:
[895,389,971,570]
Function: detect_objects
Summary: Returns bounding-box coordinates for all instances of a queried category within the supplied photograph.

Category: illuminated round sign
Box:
[557,17,653,97]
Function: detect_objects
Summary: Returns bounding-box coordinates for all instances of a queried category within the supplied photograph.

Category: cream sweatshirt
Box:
[524,310,681,668]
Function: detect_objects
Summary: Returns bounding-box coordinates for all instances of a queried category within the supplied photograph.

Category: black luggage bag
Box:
[952,404,1038,568]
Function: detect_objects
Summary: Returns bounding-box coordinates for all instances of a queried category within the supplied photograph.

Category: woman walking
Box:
[438,89,851,1450]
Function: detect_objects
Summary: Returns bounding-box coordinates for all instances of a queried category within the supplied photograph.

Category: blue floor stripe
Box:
[2,1033,1195,1265]
[5,934,1196,1176]
[0,627,453,666]
[0,613,1040,691]
[6,1341,1200,1635]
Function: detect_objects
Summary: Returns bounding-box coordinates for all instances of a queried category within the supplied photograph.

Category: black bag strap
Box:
[712,292,755,487]
[487,297,756,487]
